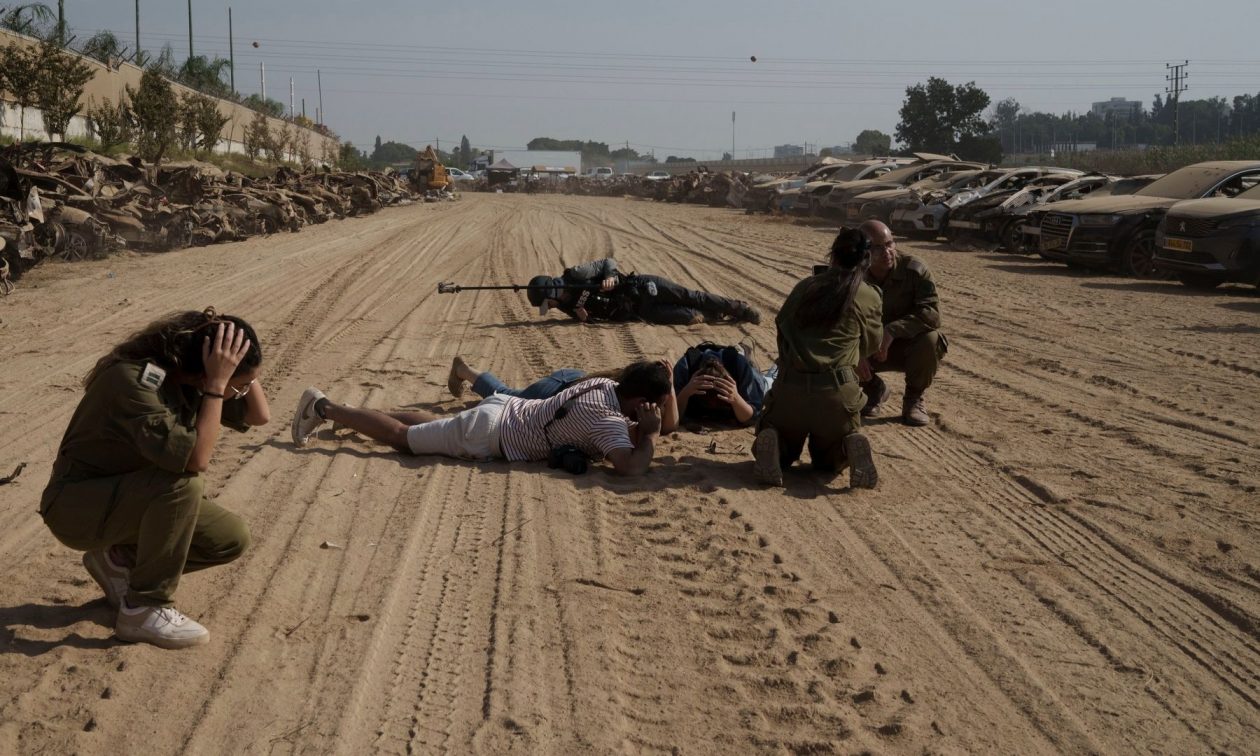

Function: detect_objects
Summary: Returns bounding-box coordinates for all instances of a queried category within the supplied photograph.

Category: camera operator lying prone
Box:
[292,361,674,477]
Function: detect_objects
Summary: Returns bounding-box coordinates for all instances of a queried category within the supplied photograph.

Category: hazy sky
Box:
[64,0,1260,158]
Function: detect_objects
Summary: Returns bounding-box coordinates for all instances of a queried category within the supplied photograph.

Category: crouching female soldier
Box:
[40,309,269,649]
[752,228,884,488]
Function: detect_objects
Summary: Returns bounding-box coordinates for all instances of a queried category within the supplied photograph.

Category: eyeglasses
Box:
[229,379,256,399]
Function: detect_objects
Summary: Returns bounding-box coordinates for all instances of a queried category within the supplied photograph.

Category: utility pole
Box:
[228,7,234,93]
[289,77,294,118]
[135,0,140,63]
[57,0,64,44]
[187,0,194,59]
[731,111,735,162]
[1166,60,1188,146]
[317,69,324,125]
[260,61,265,100]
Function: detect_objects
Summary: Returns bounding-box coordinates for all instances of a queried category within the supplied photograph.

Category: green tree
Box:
[338,140,365,170]
[374,134,382,153]
[459,134,471,168]
[177,55,233,98]
[86,96,133,151]
[244,109,270,162]
[177,92,229,156]
[854,129,892,156]
[79,30,126,64]
[0,42,40,139]
[369,140,419,166]
[0,3,54,37]
[819,147,834,158]
[34,39,94,140]
[127,67,179,162]
[895,77,991,154]
[988,97,1021,153]
[242,93,285,118]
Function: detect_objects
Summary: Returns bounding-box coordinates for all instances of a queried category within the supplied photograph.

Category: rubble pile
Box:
[0,142,418,290]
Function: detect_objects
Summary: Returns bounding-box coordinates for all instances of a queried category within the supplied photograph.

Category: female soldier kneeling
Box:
[40,309,270,649]
[752,228,884,488]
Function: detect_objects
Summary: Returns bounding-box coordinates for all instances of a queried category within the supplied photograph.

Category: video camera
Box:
[547,444,590,475]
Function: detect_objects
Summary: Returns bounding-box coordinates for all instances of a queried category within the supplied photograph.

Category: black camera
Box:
[548,444,590,475]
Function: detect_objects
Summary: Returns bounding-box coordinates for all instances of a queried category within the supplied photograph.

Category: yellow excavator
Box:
[411,145,450,192]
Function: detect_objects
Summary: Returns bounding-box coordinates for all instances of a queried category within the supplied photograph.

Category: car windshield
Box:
[832,162,885,181]
[1135,165,1260,199]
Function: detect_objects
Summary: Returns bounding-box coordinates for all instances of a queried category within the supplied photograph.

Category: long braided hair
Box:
[793,227,872,329]
[84,307,262,388]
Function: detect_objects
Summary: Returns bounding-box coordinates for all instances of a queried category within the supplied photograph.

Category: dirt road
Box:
[1,194,1257,754]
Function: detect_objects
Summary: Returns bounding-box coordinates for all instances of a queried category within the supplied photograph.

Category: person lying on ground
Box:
[40,310,269,649]
[526,257,761,325]
[751,228,883,489]
[292,360,672,477]
[446,341,775,427]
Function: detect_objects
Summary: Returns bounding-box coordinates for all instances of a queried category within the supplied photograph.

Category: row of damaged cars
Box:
[0,142,419,293]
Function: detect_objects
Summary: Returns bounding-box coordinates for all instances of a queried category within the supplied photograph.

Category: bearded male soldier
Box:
[858,220,948,426]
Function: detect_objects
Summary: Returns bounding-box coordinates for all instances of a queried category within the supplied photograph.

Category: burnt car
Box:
[945,170,1081,245]
[889,169,1003,238]
[743,159,851,213]
[1011,174,1159,254]
[817,155,985,219]
[1038,161,1260,277]
[1154,182,1260,289]
[837,170,982,227]
[787,159,907,216]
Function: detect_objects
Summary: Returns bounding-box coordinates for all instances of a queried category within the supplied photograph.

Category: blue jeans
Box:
[471,369,587,400]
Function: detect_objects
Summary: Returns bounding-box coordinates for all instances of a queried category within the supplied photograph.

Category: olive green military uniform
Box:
[866,253,946,396]
[757,277,884,470]
[40,360,251,608]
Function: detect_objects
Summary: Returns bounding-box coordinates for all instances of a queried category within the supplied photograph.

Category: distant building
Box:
[773,144,804,158]
[1091,97,1142,118]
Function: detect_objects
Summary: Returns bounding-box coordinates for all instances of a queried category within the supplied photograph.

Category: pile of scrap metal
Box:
[0,142,417,292]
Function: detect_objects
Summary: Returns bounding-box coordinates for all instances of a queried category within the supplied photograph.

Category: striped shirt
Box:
[497,379,633,462]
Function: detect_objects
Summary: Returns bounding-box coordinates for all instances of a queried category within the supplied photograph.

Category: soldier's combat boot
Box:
[902,391,930,427]
[843,432,878,489]
[860,376,890,418]
[751,427,784,486]
[730,301,761,325]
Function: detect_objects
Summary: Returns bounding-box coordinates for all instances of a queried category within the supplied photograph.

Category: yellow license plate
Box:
[1164,237,1193,252]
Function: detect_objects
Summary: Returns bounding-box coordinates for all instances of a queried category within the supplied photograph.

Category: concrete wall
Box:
[0,29,337,162]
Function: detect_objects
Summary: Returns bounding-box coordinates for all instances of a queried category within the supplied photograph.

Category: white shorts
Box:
[406,395,507,460]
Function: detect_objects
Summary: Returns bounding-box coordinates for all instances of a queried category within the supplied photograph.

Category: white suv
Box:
[646,170,670,181]
[587,167,614,180]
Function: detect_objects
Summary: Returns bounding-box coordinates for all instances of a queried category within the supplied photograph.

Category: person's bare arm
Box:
[658,358,679,433]
[606,404,661,476]
[240,380,271,426]
[187,323,251,473]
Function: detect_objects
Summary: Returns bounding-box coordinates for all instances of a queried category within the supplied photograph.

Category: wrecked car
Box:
[1154,181,1260,289]
[817,155,986,219]
[1038,161,1260,277]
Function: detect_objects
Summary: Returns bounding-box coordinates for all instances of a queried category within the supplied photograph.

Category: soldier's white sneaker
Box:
[292,387,327,447]
[752,427,784,487]
[83,549,129,609]
[116,604,210,649]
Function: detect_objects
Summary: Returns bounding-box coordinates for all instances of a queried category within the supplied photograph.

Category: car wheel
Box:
[999,220,1025,253]
[1177,274,1223,290]
[1119,230,1160,278]
[61,229,91,261]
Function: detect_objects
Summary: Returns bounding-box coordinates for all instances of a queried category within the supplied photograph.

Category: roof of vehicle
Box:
[1163,182,1260,219]
[1134,161,1260,199]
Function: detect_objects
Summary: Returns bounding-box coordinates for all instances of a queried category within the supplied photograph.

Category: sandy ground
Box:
[0,194,1257,755]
